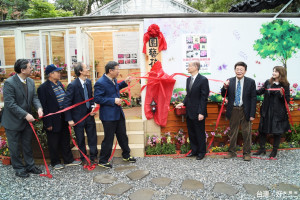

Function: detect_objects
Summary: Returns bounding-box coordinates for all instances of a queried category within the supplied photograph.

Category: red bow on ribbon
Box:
[142,24,167,54]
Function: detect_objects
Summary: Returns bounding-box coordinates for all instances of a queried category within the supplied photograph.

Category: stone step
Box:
[84,131,144,145]
[95,119,144,132]
[71,144,144,158]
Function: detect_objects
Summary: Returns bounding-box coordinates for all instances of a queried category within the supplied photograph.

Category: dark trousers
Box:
[47,119,74,166]
[99,114,130,163]
[258,132,281,150]
[5,123,35,173]
[186,117,206,156]
[74,115,98,161]
[229,107,252,155]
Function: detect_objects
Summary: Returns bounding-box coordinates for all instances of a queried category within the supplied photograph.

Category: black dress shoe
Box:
[196,154,205,160]
[16,171,29,178]
[269,149,278,158]
[253,149,266,155]
[26,166,42,174]
[186,153,196,157]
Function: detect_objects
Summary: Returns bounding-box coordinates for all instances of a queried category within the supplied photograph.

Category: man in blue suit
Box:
[38,64,81,170]
[63,62,98,164]
[94,61,136,168]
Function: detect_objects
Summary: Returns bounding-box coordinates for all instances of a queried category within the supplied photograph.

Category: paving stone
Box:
[274,183,300,194]
[166,194,192,200]
[93,174,117,184]
[151,177,172,187]
[126,170,150,180]
[181,179,204,190]
[115,165,137,172]
[103,183,133,195]
[83,166,108,173]
[213,182,238,195]
[129,188,155,200]
[112,157,131,165]
[243,184,268,196]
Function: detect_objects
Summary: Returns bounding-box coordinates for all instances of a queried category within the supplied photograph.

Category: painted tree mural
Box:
[253,19,300,69]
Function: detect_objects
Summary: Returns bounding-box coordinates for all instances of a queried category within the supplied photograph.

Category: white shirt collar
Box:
[105,74,115,85]
[17,74,26,84]
[78,77,85,88]
[191,73,198,80]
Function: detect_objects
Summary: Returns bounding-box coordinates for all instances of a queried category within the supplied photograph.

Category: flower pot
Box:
[1,156,11,165]
[175,107,186,116]
[176,143,181,150]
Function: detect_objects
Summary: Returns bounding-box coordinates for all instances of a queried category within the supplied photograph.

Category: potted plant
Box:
[174,128,186,150]
[171,88,186,116]
[0,135,11,165]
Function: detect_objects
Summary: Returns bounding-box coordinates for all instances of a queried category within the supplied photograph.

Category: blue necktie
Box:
[83,82,90,109]
[234,80,241,106]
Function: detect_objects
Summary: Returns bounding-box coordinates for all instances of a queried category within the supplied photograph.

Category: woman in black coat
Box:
[253,66,290,158]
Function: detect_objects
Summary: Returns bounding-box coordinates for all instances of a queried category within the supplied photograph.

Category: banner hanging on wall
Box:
[183,34,211,75]
[113,32,139,69]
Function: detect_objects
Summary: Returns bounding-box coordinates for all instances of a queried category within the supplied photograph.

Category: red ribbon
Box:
[29,122,53,178]
[109,141,118,162]
[207,90,227,150]
[71,104,100,170]
[266,88,295,132]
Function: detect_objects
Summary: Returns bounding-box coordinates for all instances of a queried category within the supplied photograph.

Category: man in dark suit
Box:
[176,61,210,160]
[221,61,256,161]
[63,62,98,164]
[94,61,136,168]
[2,59,43,178]
[37,64,81,170]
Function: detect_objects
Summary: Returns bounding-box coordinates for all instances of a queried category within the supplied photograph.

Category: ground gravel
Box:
[0,149,299,200]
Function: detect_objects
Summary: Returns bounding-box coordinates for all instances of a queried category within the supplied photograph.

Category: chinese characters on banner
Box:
[183,35,211,75]
[113,32,139,69]
[148,37,158,67]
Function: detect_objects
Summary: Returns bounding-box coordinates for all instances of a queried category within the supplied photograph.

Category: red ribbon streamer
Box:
[29,122,53,178]
[40,97,94,119]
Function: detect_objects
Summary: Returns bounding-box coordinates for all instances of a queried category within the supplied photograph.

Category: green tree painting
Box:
[253,19,300,69]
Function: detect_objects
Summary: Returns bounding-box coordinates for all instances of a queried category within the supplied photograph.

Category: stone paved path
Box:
[1,150,300,200]
[92,156,300,199]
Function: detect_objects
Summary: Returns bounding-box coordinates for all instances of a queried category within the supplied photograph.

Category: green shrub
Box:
[285,123,300,144]
[180,143,191,154]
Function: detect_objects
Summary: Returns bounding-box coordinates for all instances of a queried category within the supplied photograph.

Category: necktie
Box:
[83,82,90,109]
[189,77,194,90]
[23,81,28,99]
[234,80,241,106]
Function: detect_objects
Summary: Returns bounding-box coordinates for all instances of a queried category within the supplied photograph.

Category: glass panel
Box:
[0,30,15,104]
[24,32,46,83]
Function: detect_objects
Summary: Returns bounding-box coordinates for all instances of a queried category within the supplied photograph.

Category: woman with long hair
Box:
[253,66,290,158]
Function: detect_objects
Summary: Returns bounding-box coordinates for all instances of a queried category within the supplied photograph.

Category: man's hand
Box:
[68,120,75,127]
[115,98,122,106]
[25,114,35,122]
[250,117,255,121]
[198,114,204,121]
[47,126,53,131]
[125,76,132,84]
[175,103,184,109]
[223,80,230,89]
[90,107,96,116]
[37,108,43,118]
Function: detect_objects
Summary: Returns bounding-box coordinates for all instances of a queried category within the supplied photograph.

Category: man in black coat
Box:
[64,62,98,164]
[38,64,81,170]
[176,61,210,160]
[221,61,256,161]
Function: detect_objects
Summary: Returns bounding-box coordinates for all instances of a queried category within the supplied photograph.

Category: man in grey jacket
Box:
[2,59,43,178]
